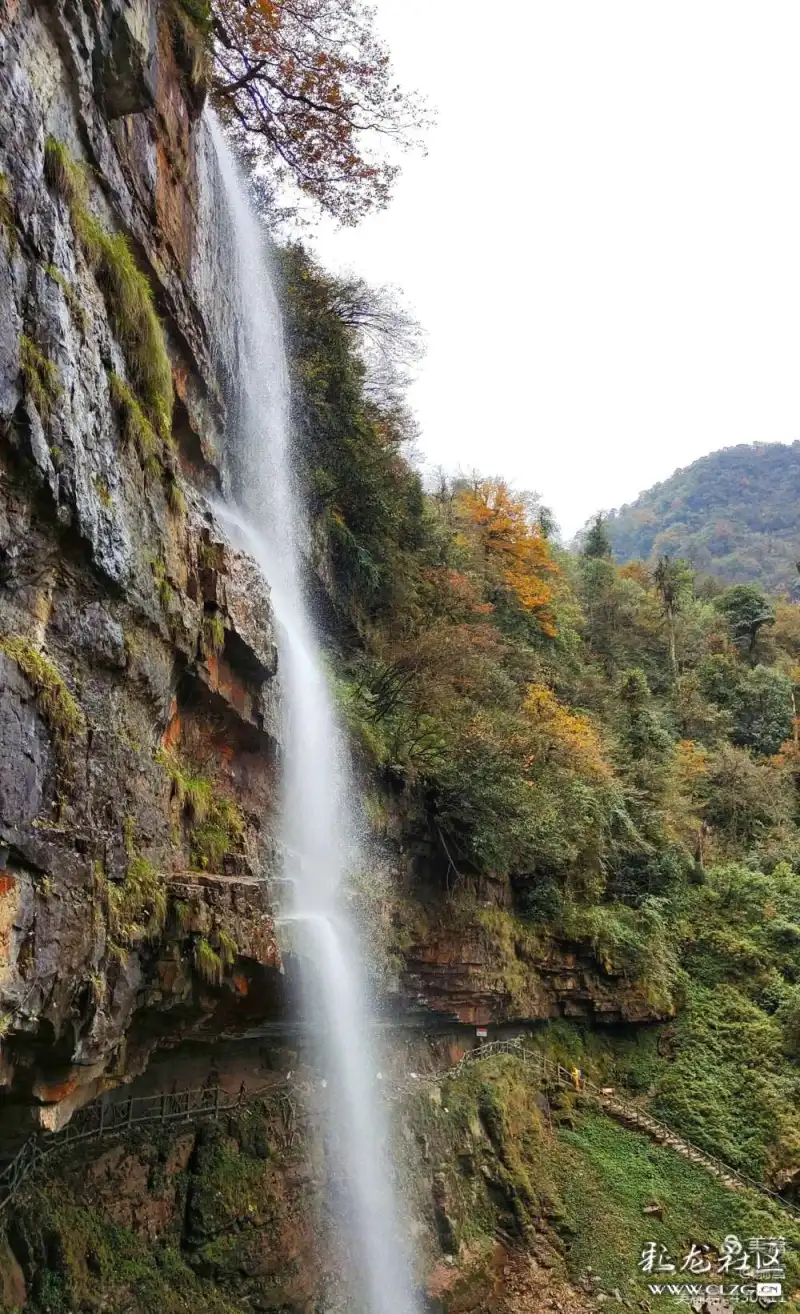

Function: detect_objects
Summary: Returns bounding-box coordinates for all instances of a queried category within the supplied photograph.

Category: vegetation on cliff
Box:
[44,137,173,443]
[282,242,800,1183]
[12,1059,800,1314]
[4,1,800,1307]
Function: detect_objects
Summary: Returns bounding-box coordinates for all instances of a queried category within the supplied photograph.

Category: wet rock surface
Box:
[0,0,285,1134]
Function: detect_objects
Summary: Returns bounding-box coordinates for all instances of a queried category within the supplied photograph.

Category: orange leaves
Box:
[420,566,494,621]
[522,684,611,780]
[454,480,558,635]
[209,0,429,223]
[619,561,652,590]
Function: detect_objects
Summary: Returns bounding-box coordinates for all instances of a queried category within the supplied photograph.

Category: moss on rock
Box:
[44,137,173,442]
[0,635,83,742]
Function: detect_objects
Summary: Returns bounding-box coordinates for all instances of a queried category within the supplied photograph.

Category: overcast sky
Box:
[312,2,800,538]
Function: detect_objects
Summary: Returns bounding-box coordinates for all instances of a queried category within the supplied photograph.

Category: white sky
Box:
[312,2,800,538]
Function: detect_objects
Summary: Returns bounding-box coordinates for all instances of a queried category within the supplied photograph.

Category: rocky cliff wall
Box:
[0,0,286,1137]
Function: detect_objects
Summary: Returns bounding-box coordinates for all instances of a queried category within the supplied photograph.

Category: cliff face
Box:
[0,0,285,1136]
[2,1059,601,1314]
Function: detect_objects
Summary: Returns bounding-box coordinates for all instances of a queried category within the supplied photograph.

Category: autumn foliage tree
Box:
[205,0,428,223]
[454,480,558,635]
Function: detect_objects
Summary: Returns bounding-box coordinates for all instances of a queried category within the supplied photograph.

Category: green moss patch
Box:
[0,635,83,741]
[44,137,172,442]
[7,1185,242,1314]
[19,335,61,420]
[45,264,88,331]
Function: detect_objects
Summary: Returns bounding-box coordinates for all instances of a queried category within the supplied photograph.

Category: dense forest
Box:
[606,441,800,596]
[283,244,800,1187]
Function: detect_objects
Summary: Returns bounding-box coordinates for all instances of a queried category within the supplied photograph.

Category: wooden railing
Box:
[431,1039,800,1219]
[0,1079,289,1214]
[2,1037,798,1220]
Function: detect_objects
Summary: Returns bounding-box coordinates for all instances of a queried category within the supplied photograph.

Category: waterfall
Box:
[207,115,419,1314]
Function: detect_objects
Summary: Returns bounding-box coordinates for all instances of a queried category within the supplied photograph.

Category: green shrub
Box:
[157,752,244,871]
[106,852,167,948]
[560,898,682,1014]
[93,231,172,440]
[44,136,83,205]
[183,774,213,823]
[192,796,245,871]
[194,935,223,984]
[109,371,157,464]
[156,751,243,872]
[217,927,237,967]
[157,749,214,823]
[201,610,226,657]
[150,554,174,612]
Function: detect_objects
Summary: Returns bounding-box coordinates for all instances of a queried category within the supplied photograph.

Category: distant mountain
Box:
[606,441,800,596]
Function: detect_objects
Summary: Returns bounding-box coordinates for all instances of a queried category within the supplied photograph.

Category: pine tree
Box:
[583,514,613,559]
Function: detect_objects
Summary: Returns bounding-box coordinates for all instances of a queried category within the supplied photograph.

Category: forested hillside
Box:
[285,246,800,1193]
[606,441,800,595]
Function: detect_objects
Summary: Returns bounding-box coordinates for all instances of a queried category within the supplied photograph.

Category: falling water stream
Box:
[207,115,419,1314]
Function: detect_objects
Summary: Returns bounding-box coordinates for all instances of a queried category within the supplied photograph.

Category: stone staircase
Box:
[437,1039,800,1217]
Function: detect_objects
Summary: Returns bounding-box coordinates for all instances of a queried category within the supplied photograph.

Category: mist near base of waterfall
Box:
[207,112,420,1314]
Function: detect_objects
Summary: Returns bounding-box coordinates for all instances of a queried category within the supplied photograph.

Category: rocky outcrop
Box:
[401,926,665,1026]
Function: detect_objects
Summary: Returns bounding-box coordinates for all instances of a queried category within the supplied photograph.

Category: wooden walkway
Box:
[1,1038,797,1220]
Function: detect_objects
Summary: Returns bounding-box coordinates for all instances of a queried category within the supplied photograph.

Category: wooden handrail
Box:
[1,1039,798,1220]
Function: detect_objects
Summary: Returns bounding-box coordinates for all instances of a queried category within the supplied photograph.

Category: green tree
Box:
[653,555,694,677]
[699,656,793,756]
[579,558,662,682]
[716,584,776,663]
[698,743,792,845]
[729,666,794,756]
[583,513,613,559]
